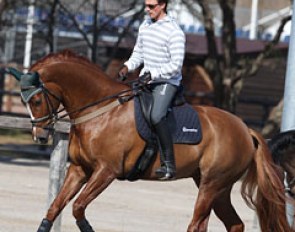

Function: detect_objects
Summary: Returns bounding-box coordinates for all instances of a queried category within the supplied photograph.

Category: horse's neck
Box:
[44,65,126,114]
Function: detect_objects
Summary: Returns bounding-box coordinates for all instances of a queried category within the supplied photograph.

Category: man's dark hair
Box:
[158,0,168,13]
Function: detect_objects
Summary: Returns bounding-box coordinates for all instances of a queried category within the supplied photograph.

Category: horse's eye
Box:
[34,99,42,106]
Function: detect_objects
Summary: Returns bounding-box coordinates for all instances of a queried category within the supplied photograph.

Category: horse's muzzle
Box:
[32,126,52,144]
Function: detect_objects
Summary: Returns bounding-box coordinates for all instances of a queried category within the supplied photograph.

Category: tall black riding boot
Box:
[154,118,176,180]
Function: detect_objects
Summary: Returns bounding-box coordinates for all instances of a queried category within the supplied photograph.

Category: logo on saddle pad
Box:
[182,127,198,133]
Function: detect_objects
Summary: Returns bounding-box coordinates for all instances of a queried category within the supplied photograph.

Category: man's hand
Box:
[118,65,128,81]
[139,71,152,85]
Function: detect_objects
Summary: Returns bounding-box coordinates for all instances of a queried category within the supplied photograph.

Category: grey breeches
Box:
[150,83,178,125]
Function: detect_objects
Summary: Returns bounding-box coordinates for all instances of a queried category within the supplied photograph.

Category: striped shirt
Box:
[124,15,186,86]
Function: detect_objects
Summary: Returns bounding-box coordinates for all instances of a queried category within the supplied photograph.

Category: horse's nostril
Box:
[38,137,48,144]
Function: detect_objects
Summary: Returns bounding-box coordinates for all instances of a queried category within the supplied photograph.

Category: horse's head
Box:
[269,130,295,197]
[5,67,62,144]
[279,152,295,197]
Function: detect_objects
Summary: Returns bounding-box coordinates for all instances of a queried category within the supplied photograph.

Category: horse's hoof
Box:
[76,218,95,232]
[37,218,52,232]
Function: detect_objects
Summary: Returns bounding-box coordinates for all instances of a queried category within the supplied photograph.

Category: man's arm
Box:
[124,35,144,72]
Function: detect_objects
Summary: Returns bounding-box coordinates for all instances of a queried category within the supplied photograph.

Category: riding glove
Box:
[118,65,128,81]
[139,71,152,85]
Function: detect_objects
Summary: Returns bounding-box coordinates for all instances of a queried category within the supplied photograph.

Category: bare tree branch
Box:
[218,0,237,69]
[46,0,59,52]
[103,2,145,69]
[232,15,291,87]
[58,0,92,48]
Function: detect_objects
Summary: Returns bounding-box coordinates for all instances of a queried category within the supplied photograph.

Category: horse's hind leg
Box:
[189,175,244,232]
[187,182,216,232]
[213,186,244,232]
[73,163,115,232]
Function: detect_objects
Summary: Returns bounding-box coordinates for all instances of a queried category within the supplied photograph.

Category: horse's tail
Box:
[241,128,291,232]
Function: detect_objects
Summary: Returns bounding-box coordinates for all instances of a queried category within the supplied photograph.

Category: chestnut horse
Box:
[5,50,291,232]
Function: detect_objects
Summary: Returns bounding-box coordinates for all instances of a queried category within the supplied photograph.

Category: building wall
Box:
[237,0,290,10]
[236,56,287,129]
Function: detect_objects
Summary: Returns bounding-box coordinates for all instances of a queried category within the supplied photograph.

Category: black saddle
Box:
[135,86,202,144]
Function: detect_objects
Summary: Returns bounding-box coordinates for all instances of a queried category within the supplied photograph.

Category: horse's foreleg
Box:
[72,163,115,232]
[37,164,87,232]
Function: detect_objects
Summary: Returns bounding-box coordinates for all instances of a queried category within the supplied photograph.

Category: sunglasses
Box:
[145,3,159,10]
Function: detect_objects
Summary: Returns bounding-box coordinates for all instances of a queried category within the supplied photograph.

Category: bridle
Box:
[25,78,144,129]
[268,138,295,198]
[278,156,295,198]
[285,174,295,198]
[24,83,63,127]
[4,66,151,129]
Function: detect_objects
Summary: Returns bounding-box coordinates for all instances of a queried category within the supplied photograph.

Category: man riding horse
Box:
[119,0,186,180]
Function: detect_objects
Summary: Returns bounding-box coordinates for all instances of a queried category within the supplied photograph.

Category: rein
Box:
[31,79,144,127]
[71,99,121,125]
[58,88,134,121]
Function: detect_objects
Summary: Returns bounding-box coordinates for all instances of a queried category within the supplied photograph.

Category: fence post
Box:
[47,132,69,232]
[0,72,4,113]
[281,0,295,226]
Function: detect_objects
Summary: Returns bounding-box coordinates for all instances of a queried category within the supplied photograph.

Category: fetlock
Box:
[76,218,95,232]
[37,219,52,232]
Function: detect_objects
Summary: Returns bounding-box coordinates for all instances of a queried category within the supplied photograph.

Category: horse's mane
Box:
[30,49,103,72]
[268,130,295,164]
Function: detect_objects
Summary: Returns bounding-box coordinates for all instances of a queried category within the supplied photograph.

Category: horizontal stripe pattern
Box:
[125,15,185,86]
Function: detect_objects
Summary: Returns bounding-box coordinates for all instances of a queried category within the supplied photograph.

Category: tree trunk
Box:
[91,0,99,63]
[47,0,59,52]
[198,0,224,107]
[218,0,237,112]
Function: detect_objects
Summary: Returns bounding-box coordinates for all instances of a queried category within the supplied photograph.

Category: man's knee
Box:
[150,114,165,126]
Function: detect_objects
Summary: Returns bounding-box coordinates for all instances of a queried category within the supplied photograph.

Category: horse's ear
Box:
[3,67,24,81]
[21,72,40,87]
